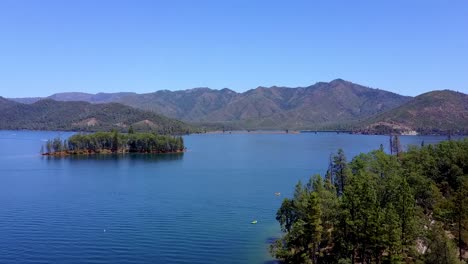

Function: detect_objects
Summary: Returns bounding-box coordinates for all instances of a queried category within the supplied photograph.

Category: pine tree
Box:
[46,140,52,153]
[389,135,393,155]
[453,178,468,261]
[271,140,468,263]
[112,131,120,152]
[332,149,348,196]
[425,223,461,264]
[391,135,402,156]
[272,181,323,264]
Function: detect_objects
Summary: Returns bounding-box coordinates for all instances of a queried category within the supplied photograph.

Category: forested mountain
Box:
[359,90,468,135]
[0,98,195,134]
[203,79,410,129]
[8,79,412,130]
[0,96,21,110]
[7,80,467,133]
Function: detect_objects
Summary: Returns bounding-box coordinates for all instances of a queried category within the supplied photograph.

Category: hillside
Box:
[0,98,195,134]
[9,79,412,130]
[358,90,468,135]
[201,79,411,129]
[0,96,21,110]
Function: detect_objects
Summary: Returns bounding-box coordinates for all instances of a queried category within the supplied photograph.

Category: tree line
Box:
[271,138,468,264]
[42,130,185,155]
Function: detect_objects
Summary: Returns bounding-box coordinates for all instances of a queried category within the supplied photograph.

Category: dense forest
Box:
[271,138,468,264]
[0,97,197,134]
[42,130,185,155]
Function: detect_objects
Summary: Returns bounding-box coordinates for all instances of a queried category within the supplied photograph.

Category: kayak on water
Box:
[251,220,258,224]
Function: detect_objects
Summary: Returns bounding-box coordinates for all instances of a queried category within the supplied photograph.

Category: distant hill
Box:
[358,90,468,135]
[0,97,195,134]
[49,92,138,103]
[0,96,21,110]
[9,92,137,104]
[9,79,412,130]
[8,97,43,104]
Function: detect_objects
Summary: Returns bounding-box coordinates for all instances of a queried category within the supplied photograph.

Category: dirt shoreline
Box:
[42,149,186,157]
[204,130,300,135]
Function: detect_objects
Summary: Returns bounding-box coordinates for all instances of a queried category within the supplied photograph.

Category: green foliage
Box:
[330,149,349,196]
[43,131,185,155]
[271,181,323,264]
[0,98,197,134]
[424,223,462,264]
[390,135,402,156]
[272,139,468,263]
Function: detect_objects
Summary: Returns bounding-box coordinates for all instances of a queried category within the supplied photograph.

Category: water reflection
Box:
[43,152,184,163]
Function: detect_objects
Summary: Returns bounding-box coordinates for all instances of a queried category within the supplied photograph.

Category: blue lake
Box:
[0,131,454,263]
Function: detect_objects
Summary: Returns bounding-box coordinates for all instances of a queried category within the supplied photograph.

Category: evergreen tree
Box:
[272,139,468,263]
[452,178,468,261]
[332,149,348,196]
[391,135,402,156]
[389,135,393,155]
[425,223,461,264]
[271,180,323,264]
[52,137,63,152]
[111,131,120,152]
[43,131,185,155]
[46,140,52,153]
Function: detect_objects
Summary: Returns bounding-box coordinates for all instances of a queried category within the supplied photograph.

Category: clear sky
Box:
[0,0,467,97]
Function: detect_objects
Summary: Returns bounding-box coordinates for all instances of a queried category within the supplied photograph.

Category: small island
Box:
[42,131,185,156]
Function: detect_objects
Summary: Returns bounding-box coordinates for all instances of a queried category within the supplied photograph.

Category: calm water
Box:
[0,131,454,264]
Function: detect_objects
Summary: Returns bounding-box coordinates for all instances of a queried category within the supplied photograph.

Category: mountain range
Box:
[0,97,194,134]
[5,79,468,134]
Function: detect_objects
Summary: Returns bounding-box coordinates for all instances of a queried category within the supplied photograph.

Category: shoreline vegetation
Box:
[41,130,185,156]
[202,129,464,136]
[271,138,468,264]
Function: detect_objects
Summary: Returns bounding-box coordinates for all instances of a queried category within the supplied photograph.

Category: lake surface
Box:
[0,131,455,263]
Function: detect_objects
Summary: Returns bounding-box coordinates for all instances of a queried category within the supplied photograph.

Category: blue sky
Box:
[0,0,467,97]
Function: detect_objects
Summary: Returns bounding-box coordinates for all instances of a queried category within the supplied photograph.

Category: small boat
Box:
[274,192,281,196]
[251,220,258,224]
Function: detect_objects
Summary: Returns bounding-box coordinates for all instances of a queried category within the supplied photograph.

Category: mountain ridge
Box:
[0,98,195,134]
[8,79,413,129]
[5,79,467,133]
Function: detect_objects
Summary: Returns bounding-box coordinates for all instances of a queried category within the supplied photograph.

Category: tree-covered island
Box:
[271,138,468,264]
[42,131,185,156]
